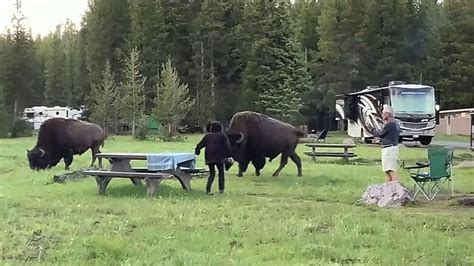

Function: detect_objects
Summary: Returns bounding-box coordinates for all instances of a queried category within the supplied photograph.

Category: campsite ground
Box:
[1,134,473,265]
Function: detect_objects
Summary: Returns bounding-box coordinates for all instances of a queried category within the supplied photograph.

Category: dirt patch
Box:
[456,161,474,169]
[0,168,14,175]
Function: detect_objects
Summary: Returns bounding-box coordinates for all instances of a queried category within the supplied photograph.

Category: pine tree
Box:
[0,84,9,137]
[0,36,13,122]
[418,0,443,84]
[62,20,80,107]
[189,0,225,125]
[89,60,118,135]
[120,47,145,137]
[243,0,310,122]
[85,0,131,86]
[160,0,197,91]
[129,0,167,112]
[241,0,277,112]
[2,4,41,119]
[306,0,366,115]
[359,0,410,85]
[152,58,195,137]
[31,36,46,105]
[425,0,474,109]
[74,21,90,107]
[208,1,245,121]
[43,25,66,106]
[293,0,321,65]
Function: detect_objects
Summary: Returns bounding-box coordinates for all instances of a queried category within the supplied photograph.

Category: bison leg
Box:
[252,157,266,176]
[272,152,289,177]
[237,160,249,177]
[90,144,101,167]
[64,151,73,171]
[289,153,303,177]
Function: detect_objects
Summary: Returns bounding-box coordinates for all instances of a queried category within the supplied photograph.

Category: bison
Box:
[27,118,105,171]
[226,111,304,177]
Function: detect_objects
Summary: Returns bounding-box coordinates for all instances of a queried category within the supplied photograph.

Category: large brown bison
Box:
[27,118,105,170]
[226,111,304,177]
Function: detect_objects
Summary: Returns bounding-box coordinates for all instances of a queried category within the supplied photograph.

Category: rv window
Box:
[56,112,59,115]
[39,112,43,115]
[390,87,435,114]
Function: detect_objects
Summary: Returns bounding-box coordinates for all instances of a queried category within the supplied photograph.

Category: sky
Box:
[0,0,89,37]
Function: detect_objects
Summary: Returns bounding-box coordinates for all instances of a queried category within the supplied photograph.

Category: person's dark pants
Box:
[206,163,225,193]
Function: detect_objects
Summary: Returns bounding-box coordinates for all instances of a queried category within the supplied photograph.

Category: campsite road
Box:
[431,140,470,149]
[402,140,471,149]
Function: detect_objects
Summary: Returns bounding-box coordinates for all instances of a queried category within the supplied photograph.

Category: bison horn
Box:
[39,148,46,157]
[235,132,245,144]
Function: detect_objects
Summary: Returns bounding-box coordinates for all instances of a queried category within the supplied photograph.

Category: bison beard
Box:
[226,111,304,177]
[27,118,105,171]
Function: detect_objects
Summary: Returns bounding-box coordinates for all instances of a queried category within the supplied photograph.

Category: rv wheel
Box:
[419,136,432,145]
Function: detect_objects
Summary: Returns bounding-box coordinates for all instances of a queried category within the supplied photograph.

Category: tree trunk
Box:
[12,100,17,123]
[132,117,136,137]
[199,41,204,125]
[210,54,215,120]
[200,41,204,86]
[304,48,308,67]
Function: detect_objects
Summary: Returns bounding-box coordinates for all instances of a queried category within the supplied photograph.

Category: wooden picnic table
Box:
[83,152,203,197]
[304,143,357,163]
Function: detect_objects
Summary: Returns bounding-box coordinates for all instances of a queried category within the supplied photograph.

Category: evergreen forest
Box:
[0,0,472,137]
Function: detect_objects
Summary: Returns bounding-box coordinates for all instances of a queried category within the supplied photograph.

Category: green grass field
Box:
[1,135,473,265]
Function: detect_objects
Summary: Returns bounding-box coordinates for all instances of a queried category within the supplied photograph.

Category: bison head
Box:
[27,147,51,170]
[226,132,246,163]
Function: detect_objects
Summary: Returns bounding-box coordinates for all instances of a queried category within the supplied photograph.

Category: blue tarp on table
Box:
[146,153,196,171]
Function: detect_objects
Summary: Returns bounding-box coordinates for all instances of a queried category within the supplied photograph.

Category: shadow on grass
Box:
[103,182,209,199]
[247,173,351,188]
[304,157,382,165]
[241,174,356,204]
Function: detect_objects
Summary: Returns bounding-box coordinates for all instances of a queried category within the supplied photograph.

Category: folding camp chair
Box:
[403,146,454,200]
[316,129,328,142]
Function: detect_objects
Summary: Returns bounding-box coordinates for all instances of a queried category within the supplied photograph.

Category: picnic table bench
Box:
[304,143,357,163]
[82,152,206,197]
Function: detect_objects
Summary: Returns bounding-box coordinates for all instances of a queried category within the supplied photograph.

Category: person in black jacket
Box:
[195,121,232,194]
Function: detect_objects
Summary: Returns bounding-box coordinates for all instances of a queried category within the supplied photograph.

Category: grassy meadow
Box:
[0,133,473,265]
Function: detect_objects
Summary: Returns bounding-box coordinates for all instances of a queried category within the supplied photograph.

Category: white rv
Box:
[336,81,440,145]
[22,106,83,130]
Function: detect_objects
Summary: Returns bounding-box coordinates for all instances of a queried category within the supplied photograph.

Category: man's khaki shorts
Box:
[381,146,399,172]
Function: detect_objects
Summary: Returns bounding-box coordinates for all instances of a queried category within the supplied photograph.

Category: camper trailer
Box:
[335,81,439,145]
[22,106,83,130]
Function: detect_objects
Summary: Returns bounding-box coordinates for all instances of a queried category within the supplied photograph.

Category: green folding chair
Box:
[403,146,454,200]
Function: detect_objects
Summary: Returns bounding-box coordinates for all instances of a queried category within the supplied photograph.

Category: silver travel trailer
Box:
[22,106,84,130]
[335,81,440,145]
